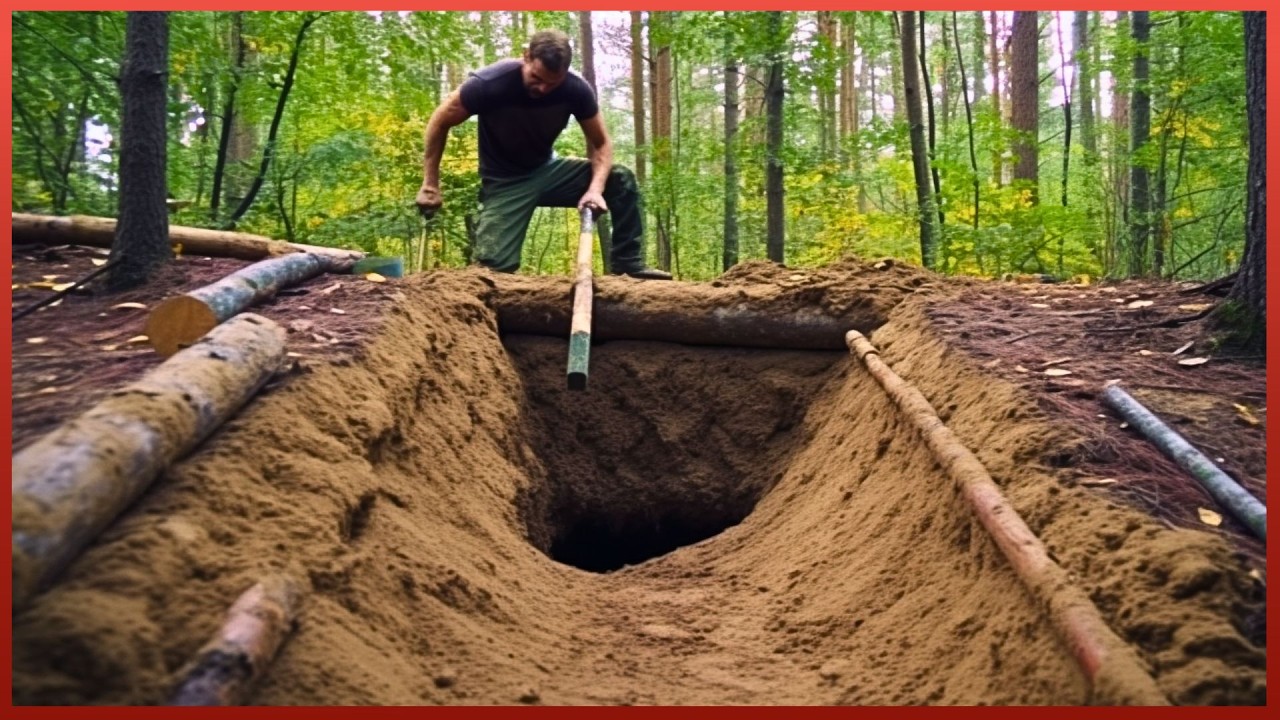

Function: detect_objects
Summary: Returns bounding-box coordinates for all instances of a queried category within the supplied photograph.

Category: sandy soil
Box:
[8,250,1266,705]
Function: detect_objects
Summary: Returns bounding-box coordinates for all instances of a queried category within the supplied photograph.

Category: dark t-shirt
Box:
[458,59,599,180]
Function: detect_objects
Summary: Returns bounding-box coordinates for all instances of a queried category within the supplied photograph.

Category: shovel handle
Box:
[567,207,595,391]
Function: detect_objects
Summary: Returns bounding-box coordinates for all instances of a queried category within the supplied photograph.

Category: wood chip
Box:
[319,282,343,295]
[1171,341,1194,356]
[329,308,346,315]
[1043,357,1073,366]
[297,305,312,311]
[91,258,108,267]
[1044,368,1073,377]
[1080,478,1118,487]
[363,272,387,283]
[125,335,150,344]
[1197,508,1223,527]
[112,302,148,310]
[36,386,61,395]
[1127,300,1154,309]
[1178,303,1212,312]
[41,274,60,281]
[50,282,76,292]
[1137,349,1155,356]
[1178,357,1210,366]
[1029,303,1049,308]
[1014,365,1029,373]
[26,337,48,345]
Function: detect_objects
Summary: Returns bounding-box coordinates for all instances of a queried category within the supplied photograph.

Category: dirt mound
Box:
[10,261,1265,705]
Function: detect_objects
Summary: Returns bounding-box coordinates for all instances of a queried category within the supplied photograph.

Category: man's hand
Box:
[416,184,443,218]
[577,190,608,216]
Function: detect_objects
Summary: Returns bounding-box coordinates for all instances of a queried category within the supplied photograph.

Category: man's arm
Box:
[417,90,472,214]
[577,113,613,212]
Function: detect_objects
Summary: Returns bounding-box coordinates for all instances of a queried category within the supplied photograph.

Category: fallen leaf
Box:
[112,302,147,310]
[50,282,76,292]
[1075,274,1091,286]
[297,305,312,311]
[1178,303,1211,312]
[1014,365,1029,373]
[1080,478,1118,487]
[48,299,62,308]
[364,272,387,283]
[1029,303,1049,308]
[91,258,108,267]
[1233,403,1261,426]
[1119,422,1129,429]
[1171,341,1194,356]
[174,243,184,257]
[26,337,48,344]
[788,274,807,281]
[1044,368,1073,377]
[329,308,346,315]
[36,386,61,395]
[102,344,120,351]
[1178,357,1210,366]
[1137,349,1155,356]
[1197,508,1223,527]
[1127,300,1154,309]
[319,282,343,296]
[41,274,60,281]
[872,261,888,270]
[1249,568,1263,582]
[125,335,149,344]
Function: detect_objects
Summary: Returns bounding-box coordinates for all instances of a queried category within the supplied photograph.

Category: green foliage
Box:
[10,10,1251,283]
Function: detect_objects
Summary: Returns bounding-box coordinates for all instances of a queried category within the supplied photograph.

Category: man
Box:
[416,29,671,280]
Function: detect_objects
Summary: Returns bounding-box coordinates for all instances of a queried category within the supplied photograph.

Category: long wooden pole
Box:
[567,208,595,391]
[11,314,287,610]
[845,330,1167,705]
[1102,384,1266,540]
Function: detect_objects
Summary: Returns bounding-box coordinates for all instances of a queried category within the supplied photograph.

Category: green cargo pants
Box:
[475,157,645,273]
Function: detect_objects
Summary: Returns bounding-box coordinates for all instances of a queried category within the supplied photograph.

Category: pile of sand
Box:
[12,262,1264,705]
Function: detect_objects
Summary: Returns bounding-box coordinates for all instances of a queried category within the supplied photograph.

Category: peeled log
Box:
[146,252,358,356]
[1102,384,1266,540]
[169,575,302,705]
[491,274,882,350]
[11,313,287,611]
[845,330,1167,705]
[11,213,362,262]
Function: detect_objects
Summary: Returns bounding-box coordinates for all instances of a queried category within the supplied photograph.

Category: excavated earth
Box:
[8,250,1267,705]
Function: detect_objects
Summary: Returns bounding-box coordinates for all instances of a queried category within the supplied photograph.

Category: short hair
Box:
[527,30,572,73]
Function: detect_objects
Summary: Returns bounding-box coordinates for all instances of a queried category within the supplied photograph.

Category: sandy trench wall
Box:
[10,269,1265,705]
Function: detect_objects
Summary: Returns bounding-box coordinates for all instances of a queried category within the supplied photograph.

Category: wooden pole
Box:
[845,330,1168,705]
[1102,384,1266,540]
[567,208,595,391]
[146,251,358,357]
[168,575,302,705]
[11,314,287,610]
[11,213,362,262]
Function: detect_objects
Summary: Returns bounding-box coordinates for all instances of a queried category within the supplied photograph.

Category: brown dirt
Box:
[8,249,1266,706]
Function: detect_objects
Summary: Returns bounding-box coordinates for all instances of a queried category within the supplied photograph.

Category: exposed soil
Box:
[8,246,1267,705]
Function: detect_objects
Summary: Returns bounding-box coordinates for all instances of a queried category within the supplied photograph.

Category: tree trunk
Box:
[1010,11,1039,204]
[817,11,837,162]
[918,14,945,237]
[629,11,647,184]
[108,11,171,292]
[222,13,320,230]
[1224,11,1266,344]
[953,12,981,251]
[723,13,740,273]
[890,13,904,123]
[765,11,786,264]
[577,11,612,273]
[971,12,985,105]
[841,14,866,213]
[1129,11,1152,277]
[901,12,936,269]
[209,12,245,222]
[146,251,358,356]
[1074,11,1096,156]
[651,11,673,272]
[987,11,1002,186]
[11,313,287,610]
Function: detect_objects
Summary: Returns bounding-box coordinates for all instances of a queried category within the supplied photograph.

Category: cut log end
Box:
[146,295,221,357]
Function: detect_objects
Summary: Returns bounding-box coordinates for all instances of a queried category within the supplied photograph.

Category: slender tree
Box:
[901,11,936,268]
[987,11,1002,186]
[953,12,981,244]
[1129,11,1152,276]
[629,11,646,184]
[1074,11,1096,156]
[765,11,786,264]
[108,11,170,291]
[723,12,739,272]
[1010,11,1039,203]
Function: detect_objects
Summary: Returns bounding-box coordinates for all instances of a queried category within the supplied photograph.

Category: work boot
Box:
[611,266,672,280]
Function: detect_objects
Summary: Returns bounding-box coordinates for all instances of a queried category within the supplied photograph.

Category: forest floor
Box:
[9,244,1267,705]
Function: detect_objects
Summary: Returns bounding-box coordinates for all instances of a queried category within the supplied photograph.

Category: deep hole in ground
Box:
[503,334,848,573]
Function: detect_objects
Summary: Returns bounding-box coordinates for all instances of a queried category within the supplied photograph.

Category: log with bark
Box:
[1102,384,1266,540]
[11,313,287,610]
[490,274,883,351]
[168,575,303,705]
[146,251,359,356]
[845,330,1168,705]
[11,213,362,262]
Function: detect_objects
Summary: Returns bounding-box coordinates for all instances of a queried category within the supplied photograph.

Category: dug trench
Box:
[11,267,1265,705]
